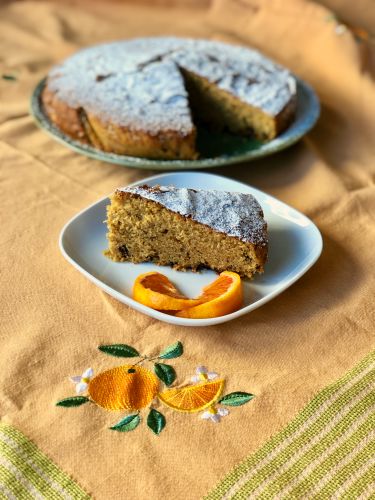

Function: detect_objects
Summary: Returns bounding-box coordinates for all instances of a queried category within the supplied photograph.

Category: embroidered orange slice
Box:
[133,272,202,311]
[158,379,225,413]
[88,365,159,411]
[175,271,243,318]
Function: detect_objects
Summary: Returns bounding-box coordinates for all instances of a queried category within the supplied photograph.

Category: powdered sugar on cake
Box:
[47,37,296,135]
[120,185,268,246]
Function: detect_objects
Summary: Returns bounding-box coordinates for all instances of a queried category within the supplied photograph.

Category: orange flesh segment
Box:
[132,271,202,310]
[158,379,225,413]
[175,271,243,318]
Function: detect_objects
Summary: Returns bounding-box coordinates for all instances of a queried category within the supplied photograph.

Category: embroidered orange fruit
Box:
[158,379,225,413]
[133,272,202,311]
[175,271,243,318]
[88,365,159,411]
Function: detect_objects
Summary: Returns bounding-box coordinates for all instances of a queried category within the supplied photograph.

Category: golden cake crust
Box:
[42,87,197,159]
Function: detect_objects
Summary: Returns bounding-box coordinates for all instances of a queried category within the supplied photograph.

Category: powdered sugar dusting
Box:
[120,185,268,246]
[47,37,296,135]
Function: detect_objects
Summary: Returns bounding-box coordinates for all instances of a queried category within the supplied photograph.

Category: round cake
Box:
[42,37,297,160]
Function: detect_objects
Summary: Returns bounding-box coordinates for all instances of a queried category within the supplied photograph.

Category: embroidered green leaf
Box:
[158,341,183,359]
[219,392,255,406]
[56,396,89,407]
[98,344,140,358]
[154,363,176,386]
[2,74,17,81]
[109,413,140,432]
[147,409,166,435]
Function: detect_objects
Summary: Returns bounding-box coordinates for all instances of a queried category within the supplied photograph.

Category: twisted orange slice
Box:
[133,272,202,311]
[158,379,225,413]
[88,365,159,411]
[176,271,243,318]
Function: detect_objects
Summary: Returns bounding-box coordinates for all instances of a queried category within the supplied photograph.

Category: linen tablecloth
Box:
[0,0,374,498]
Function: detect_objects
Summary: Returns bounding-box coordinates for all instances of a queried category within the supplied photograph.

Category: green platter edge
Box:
[30,77,320,171]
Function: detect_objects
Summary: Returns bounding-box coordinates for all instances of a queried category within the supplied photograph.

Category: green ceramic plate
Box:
[30,77,319,170]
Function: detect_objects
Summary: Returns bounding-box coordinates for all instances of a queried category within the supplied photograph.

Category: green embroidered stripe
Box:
[289,415,374,497]
[342,463,375,500]
[0,464,34,499]
[206,351,375,500]
[233,370,374,499]
[318,440,375,498]
[207,351,375,499]
[0,436,61,499]
[256,392,375,500]
[0,424,90,499]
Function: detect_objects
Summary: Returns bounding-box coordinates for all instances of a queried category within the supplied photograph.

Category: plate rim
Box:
[31,76,320,171]
[59,171,323,326]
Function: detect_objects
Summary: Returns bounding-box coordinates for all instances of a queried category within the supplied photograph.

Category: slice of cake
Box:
[105,185,268,278]
[42,58,197,160]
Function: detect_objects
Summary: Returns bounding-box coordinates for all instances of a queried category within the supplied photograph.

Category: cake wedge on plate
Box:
[105,185,268,279]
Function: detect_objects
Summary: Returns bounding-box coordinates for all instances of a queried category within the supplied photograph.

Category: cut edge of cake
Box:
[180,67,296,141]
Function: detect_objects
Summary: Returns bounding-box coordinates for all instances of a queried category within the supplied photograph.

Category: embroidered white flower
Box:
[201,406,229,423]
[191,366,218,383]
[70,368,94,394]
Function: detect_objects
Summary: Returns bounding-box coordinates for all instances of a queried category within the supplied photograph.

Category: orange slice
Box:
[176,271,243,318]
[158,379,225,413]
[133,272,202,311]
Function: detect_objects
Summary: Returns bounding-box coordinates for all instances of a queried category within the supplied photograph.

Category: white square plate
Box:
[59,172,322,326]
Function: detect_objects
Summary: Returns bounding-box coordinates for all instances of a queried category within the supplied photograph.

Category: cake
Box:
[42,37,297,160]
[105,185,268,278]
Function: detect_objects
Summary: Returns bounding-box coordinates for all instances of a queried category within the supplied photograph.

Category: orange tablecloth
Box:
[0,0,374,498]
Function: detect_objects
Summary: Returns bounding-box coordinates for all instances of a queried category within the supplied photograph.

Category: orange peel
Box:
[175,271,243,318]
[132,271,202,311]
